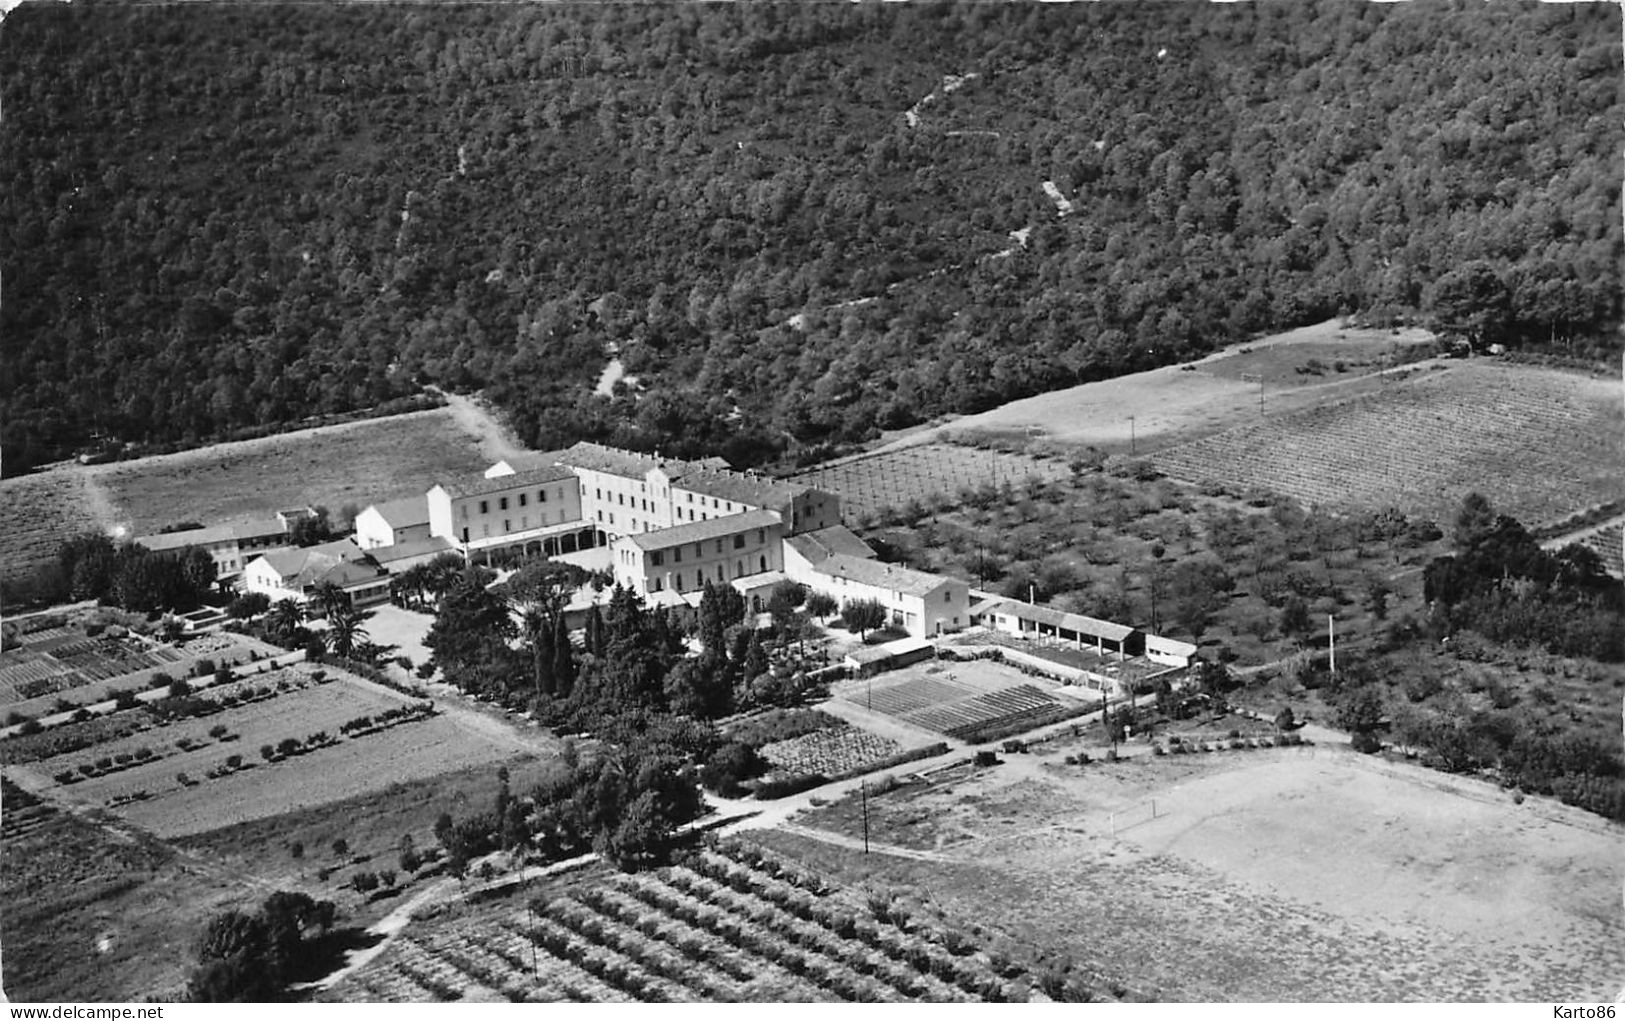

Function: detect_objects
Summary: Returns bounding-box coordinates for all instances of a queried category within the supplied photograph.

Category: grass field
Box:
[1151,362,1621,527]
[778,745,1623,1000]
[870,320,1439,455]
[0,405,512,584]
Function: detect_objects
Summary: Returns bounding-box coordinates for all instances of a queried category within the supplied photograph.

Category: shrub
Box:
[261,744,275,761]
[175,771,191,785]
[1152,744,1167,756]
[209,724,229,740]
[94,756,113,770]
[149,672,173,689]
[79,763,96,776]
[332,838,350,857]
[973,751,999,768]
[194,658,216,678]
[351,870,379,893]
[290,841,304,859]
[225,754,243,769]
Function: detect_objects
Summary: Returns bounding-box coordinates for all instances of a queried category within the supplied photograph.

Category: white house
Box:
[242,538,391,608]
[1144,634,1199,668]
[353,497,432,549]
[807,552,969,639]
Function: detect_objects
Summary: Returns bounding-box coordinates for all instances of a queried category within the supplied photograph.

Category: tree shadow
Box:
[287,926,384,987]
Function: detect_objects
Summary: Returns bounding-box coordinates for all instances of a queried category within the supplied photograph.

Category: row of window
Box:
[647,528,764,567]
[647,556,769,593]
[465,488,561,518]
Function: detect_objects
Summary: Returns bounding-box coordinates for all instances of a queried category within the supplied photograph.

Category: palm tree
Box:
[268,599,306,642]
[311,581,347,620]
[325,609,370,661]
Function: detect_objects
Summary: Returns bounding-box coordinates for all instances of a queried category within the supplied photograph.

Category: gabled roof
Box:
[365,496,430,529]
[252,539,366,587]
[816,553,958,598]
[986,600,1137,643]
[785,525,876,565]
[484,449,569,479]
[626,509,782,552]
[437,464,577,499]
[555,441,676,478]
[369,536,454,565]
[135,517,286,552]
[672,466,809,511]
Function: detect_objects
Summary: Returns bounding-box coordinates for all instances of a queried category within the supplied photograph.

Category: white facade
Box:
[353,498,432,550]
[426,466,588,556]
[808,554,970,639]
[611,509,784,599]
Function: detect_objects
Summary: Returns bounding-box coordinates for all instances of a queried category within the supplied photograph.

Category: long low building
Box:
[134,516,293,579]
[975,599,1142,658]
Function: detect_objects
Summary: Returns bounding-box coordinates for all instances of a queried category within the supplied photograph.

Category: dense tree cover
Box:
[56,532,216,612]
[2,2,1618,473]
[187,890,337,1002]
[1424,494,1622,661]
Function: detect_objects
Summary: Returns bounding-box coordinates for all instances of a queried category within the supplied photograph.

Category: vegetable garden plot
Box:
[850,676,982,716]
[788,443,1070,519]
[759,726,904,780]
[849,673,1072,743]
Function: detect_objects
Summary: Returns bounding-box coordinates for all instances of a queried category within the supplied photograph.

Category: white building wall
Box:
[354,507,395,549]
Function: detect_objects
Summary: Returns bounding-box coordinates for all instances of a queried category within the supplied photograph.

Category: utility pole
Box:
[1128,415,1136,455]
[860,779,870,855]
[1328,615,1336,678]
[1242,372,1263,412]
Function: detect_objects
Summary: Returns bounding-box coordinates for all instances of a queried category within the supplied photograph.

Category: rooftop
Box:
[369,535,455,565]
[785,524,876,565]
[626,509,782,552]
[438,464,578,499]
[253,539,368,588]
[816,553,957,598]
[365,496,430,528]
[135,518,287,551]
[672,465,810,511]
[985,600,1137,643]
[555,441,678,478]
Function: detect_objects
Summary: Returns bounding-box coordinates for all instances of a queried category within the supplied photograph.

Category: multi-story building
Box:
[555,442,840,541]
[610,509,785,610]
[134,517,291,580]
[425,464,595,561]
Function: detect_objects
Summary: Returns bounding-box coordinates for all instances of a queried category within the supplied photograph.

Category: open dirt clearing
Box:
[773,745,1622,1000]
[873,321,1438,456]
[1152,361,1621,526]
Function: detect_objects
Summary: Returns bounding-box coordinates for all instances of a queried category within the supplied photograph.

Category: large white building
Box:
[426,464,594,561]
[242,538,391,609]
[555,442,841,541]
[611,508,785,605]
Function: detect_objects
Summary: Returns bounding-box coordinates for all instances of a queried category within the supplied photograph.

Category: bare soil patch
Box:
[778,745,1623,1000]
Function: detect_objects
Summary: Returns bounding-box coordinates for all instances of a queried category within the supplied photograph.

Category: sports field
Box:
[776,745,1624,1000]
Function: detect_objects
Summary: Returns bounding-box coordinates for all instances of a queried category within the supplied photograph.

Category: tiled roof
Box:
[253,539,366,587]
[555,441,676,478]
[784,525,875,565]
[439,464,577,499]
[366,496,430,528]
[135,517,286,552]
[369,536,454,565]
[816,553,957,598]
[672,466,808,511]
[626,509,782,552]
[985,600,1137,643]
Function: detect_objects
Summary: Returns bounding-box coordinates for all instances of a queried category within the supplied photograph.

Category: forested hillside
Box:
[2,1,1618,474]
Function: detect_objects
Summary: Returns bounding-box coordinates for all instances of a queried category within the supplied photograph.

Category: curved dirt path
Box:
[425,386,528,465]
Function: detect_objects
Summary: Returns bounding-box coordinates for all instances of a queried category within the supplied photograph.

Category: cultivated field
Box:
[835,659,1084,744]
[330,839,1032,1002]
[1194,322,1435,390]
[0,625,279,721]
[4,661,526,838]
[780,745,1624,1000]
[788,442,1070,521]
[1152,362,1622,527]
[0,404,521,584]
[0,471,105,580]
